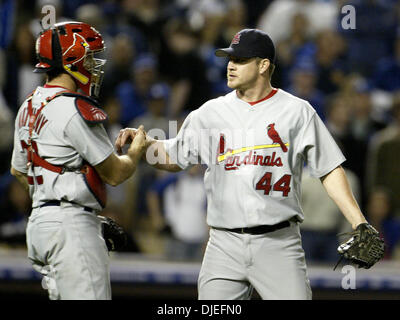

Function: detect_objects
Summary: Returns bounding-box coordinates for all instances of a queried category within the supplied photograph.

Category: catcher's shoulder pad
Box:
[49,91,108,124]
[74,95,108,124]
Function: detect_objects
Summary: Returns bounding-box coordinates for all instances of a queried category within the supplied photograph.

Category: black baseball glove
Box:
[99,216,128,252]
[334,223,385,270]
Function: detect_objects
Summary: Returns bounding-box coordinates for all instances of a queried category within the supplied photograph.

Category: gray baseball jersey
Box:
[163,88,345,228]
[162,88,345,299]
[12,85,114,300]
[11,85,114,211]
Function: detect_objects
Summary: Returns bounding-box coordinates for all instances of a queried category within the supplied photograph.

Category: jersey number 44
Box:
[256,172,292,197]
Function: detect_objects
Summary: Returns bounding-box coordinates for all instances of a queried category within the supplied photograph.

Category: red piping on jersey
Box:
[248,88,278,106]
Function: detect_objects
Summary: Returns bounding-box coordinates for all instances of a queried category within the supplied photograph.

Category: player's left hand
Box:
[98,216,128,251]
[334,223,385,270]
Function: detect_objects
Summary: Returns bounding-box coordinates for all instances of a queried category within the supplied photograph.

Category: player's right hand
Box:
[115,127,141,155]
[130,125,147,154]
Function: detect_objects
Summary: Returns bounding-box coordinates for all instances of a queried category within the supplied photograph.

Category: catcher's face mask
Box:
[83,52,106,98]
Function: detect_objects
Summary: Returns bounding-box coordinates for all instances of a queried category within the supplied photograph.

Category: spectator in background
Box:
[274,12,315,90]
[314,29,348,96]
[371,35,400,92]
[101,95,135,233]
[128,84,172,238]
[347,84,387,204]
[116,53,161,126]
[366,187,400,260]
[75,3,105,35]
[99,2,149,58]
[102,33,137,100]
[176,0,228,49]
[0,0,16,50]
[339,0,397,77]
[286,59,325,121]
[124,0,169,52]
[0,93,13,176]
[103,95,124,143]
[131,83,171,137]
[212,0,246,49]
[324,93,368,207]
[257,0,338,44]
[351,86,387,143]
[300,166,359,263]
[325,94,353,141]
[0,47,6,87]
[367,93,400,216]
[0,177,31,246]
[196,0,245,98]
[3,23,43,112]
[146,164,208,261]
[242,0,272,28]
[0,48,13,176]
[158,18,211,117]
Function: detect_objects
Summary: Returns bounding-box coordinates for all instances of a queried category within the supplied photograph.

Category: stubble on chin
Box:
[227,79,238,89]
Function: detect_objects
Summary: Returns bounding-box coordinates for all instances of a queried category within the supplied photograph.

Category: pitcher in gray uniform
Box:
[115,29,381,299]
[10,22,147,300]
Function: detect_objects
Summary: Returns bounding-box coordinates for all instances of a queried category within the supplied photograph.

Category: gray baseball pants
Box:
[198,219,312,300]
[26,203,111,300]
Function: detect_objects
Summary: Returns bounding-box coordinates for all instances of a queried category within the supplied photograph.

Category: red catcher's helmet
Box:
[34,21,106,97]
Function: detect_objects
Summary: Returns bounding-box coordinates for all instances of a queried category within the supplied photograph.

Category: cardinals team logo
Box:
[231,33,241,45]
[216,131,288,170]
[267,123,288,152]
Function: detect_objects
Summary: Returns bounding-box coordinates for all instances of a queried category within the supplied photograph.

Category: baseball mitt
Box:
[334,223,385,270]
[99,216,128,252]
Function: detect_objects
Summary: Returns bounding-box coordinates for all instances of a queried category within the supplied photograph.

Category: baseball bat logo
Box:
[219,133,225,155]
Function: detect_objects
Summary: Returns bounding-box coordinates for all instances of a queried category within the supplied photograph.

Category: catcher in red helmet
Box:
[34,21,106,98]
[10,21,148,300]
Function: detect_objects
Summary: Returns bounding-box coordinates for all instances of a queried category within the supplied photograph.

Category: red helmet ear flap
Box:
[34,28,63,73]
[50,28,63,69]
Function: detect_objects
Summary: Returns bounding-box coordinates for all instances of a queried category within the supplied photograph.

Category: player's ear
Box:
[259,58,270,75]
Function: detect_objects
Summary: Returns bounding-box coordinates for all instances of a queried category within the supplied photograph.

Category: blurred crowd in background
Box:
[0,0,400,264]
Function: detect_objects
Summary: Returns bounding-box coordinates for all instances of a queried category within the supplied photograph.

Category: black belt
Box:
[39,200,95,213]
[215,220,291,235]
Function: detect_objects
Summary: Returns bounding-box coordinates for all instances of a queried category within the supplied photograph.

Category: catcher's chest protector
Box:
[26,90,108,208]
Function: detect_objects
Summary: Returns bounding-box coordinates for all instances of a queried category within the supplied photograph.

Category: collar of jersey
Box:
[235,88,278,107]
[44,84,70,90]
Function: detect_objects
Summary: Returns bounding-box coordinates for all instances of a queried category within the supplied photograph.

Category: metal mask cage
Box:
[83,51,106,97]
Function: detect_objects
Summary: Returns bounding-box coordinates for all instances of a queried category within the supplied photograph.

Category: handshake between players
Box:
[115,126,182,173]
[115,126,149,156]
